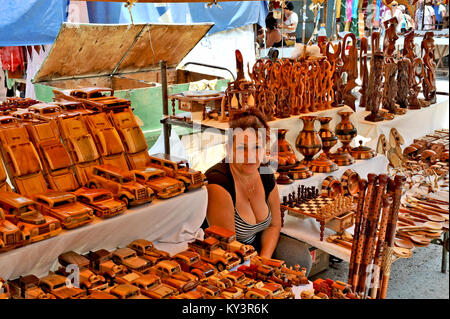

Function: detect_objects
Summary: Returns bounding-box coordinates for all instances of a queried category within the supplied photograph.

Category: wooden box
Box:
[325,211,355,233]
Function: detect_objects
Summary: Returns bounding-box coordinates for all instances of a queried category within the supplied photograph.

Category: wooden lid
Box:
[33,22,213,83]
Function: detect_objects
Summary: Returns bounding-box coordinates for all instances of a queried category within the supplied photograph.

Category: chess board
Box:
[295,197,335,215]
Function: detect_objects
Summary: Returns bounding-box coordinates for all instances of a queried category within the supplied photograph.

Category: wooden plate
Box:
[395,238,415,250]
[393,247,413,259]
[409,235,431,246]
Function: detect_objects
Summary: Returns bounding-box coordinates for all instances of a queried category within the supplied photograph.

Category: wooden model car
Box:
[237,264,274,282]
[72,187,126,218]
[0,208,28,252]
[69,87,131,112]
[39,274,87,299]
[0,115,20,128]
[8,275,55,299]
[111,247,153,273]
[0,277,10,299]
[127,239,170,265]
[131,274,178,299]
[147,153,206,191]
[57,251,108,291]
[204,225,257,262]
[188,237,241,271]
[80,290,117,299]
[85,249,128,281]
[108,284,149,299]
[220,270,256,291]
[28,103,63,121]
[54,101,92,117]
[196,282,222,299]
[149,260,199,292]
[171,290,203,299]
[34,191,94,229]
[0,159,12,192]
[133,167,185,199]
[0,191,62,243]
[220,286,245,299]
[202,271,234,290]
[172,250,216,279]
[251,255,309,286]
[88,165,154,207]
[114,271,142,286]
[257,282,294,299]
[10,109,41,123]
[244,286,272,299]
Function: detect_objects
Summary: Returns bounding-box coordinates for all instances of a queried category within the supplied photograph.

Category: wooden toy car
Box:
[114,271,142,286]
[54,101,92,117]
[68,87,131,112]
[244,287,272,299]
[251,255,309,286]
[172,250,216,279]
[171,290,203,299]
[188,237,241,271]
[202,271,234,289]
[204,225,257,262]
[220,286,245,299]
[10,109,41,123]
[131,274,178,299]
[196,282,222,299]
[127,239,170,265]
[108,284,150,299]
[147,153,206,191]
[0,277,11,299]
[57,251,108,291]
[88,165,154,207]
[149,260,199,292]
[0,191,62,243]
[111,247,153,273]
[39,274,87,299]
[133,167,185,199]
[33,191,94,229]
[0,159,12,192]
[237,264,274,282]
[72,187,126,218]
[8,275,55,299]
[28,103,63,121]
[257,282,294,299]
[220,270,256,291]
[79,290,117,299]
[0,208,28,252]
[85,249,128,281]
[0,115,20,127]
[4,97,40,108]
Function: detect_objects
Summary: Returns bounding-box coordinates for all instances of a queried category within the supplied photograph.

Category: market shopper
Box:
[205,108,313,274]
[279,1,298,37]
[415,0,436,30]
[263,15,284,48]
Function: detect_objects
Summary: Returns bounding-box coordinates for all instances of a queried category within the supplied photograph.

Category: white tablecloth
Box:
[354,95,450,150]
[279,155,389,261]
[0,187,207,280]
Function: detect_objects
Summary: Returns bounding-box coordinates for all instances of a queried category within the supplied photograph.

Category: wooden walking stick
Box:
[348,179,368,284]
[379,175,406,299]
[370,194,393,299]
[351,173,377,292]
[357,174,389,296]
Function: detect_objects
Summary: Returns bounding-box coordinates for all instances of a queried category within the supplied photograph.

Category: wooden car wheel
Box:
[89,182,98,189]
[120,196,129,208]
[216,262,225,272]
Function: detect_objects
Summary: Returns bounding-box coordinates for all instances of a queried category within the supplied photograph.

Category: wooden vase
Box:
[331,111,356,166]
[295,116,322,166]
[310,117,338,173]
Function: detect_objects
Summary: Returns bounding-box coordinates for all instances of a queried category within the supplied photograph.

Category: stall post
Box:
[160,60,170,155]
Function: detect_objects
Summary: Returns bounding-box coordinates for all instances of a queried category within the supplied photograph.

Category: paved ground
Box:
[310,242,449,299]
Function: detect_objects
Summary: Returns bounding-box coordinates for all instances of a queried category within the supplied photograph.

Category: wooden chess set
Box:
[280,185,354,241]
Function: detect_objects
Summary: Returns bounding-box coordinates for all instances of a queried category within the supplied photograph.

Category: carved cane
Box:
[351,174,377,291]
[357,174,389,296]
[348,179,368,284]
[379,175,406,299]
[370,194,393,299]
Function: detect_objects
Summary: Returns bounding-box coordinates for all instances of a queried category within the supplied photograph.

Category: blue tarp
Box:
[87,1,268,35]
[0,0,69,46]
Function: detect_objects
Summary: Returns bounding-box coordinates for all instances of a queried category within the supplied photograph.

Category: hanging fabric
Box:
[336,0,342,18]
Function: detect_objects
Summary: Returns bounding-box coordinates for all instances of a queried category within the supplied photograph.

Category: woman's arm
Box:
[259,184,282,259]
[206,184,236,232]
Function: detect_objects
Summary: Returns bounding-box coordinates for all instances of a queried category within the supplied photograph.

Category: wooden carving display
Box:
[326,42,344,107]
[341,33,358,111]
[396,57,412,109]
[359,37,369,110]
[408,58,424,110]
[383,59,403,115]
[421,32,437,104]
[403,30,416,61]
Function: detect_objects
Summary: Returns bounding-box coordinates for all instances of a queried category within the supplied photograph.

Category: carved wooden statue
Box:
[326,42,344,107]
[383,58,402,115]
[359,37,369,110]
[408,58,424,109]
[396,57,412,109]
[403,30,416,61]
[421,32,436,104]
[341,33,358,111]
[383,18,399,57]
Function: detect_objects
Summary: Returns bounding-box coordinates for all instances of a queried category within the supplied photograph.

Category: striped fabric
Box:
[234,206,272,245]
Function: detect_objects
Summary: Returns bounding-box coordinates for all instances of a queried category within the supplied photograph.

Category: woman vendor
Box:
[205,108,313,274]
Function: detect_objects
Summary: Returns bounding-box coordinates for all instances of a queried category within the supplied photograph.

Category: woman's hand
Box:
[259,184,282,258]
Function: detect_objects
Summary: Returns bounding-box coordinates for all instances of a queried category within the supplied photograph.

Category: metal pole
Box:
[160,60,170,155]
[442,231,448,273]
[302,0,306,44]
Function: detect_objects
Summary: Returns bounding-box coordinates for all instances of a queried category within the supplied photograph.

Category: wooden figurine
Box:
[396,57,412,109]
[341,33,358,111]
[408,58,425,109]
[331,111,357,166]
[326,42,344,107]
[0,191,61,243]
[376,128,405,169]
[421,32,437,104]
[88,165,154,207]
[383,18,399,57]
[359,37,369,110]
[403,30,416,61]
[383,58,404,115]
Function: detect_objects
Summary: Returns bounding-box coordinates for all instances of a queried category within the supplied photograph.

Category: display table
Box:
[354,94,450,150]
[0,187,207,280]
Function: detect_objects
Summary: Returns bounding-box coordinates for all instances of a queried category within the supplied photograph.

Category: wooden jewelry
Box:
[330,111,356,166]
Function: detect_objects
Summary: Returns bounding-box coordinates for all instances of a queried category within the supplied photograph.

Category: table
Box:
[0,187,207,280]
[354,94,450,150]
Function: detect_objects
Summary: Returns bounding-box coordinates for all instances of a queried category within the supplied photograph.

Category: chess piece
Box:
[331,111,356,166]
[295,116,322,166]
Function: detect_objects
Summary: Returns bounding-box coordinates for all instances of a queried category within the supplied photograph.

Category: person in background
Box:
[381,1,403,34]
[415,0,436,30]
[433,0,447,29]
[279,1,298,37]
[263,15,283,48]
[399,5,415,33]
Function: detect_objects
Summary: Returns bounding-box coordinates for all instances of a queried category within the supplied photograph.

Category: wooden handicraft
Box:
[309,117,338,173]
[0,208,28,253]
[376,128,405,170]
[275,129,300,184]
[350,140,376,160]
[321,176,344,198]
[340,169,360,197]
[295,116,322,166]
[396,57,412,110]
[326,42,344,108]
[383,58,405,115]
[359,37,369,110]
[281,187,353,241]
[0,157,12,192]
[169,91,225,121]
[364,32,385,122]
[340,33,358,111]
[407,58,425,110]
[330,111,356,166]
[421,32,437,104]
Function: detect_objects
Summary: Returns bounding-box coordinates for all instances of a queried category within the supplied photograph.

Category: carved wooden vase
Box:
[310,117,338,172]
[276,129,298,184]
[330,111,356,166]
[295,116,322,166]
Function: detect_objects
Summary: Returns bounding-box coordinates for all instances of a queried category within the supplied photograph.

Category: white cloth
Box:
[25,45,51,99]
[424,5,436,30]
[280,155,389,261]
[0,187,207,279]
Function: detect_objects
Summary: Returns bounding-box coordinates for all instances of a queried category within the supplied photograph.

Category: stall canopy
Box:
[0,0,268,46]
[87,1,268,34]
[0,0,69,46]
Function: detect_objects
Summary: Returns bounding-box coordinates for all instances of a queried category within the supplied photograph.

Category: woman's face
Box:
[228,128,266,175]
